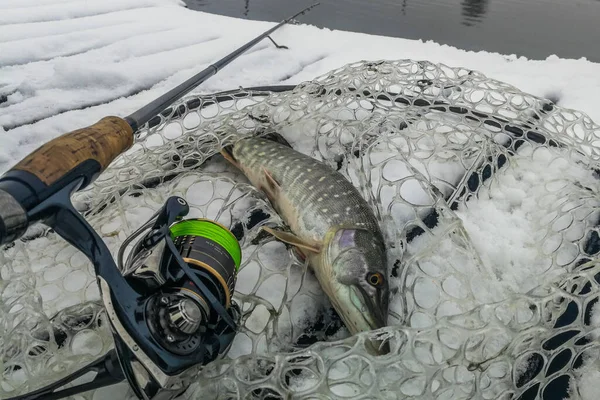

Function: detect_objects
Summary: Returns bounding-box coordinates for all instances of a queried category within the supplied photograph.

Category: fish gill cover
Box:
[2,59,600,399]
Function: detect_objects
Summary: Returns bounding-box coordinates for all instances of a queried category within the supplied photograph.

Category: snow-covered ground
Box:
[1,0,600,173]
[2,0,600,399]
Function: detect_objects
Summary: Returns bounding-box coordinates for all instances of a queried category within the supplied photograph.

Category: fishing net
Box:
[2,59,600,400]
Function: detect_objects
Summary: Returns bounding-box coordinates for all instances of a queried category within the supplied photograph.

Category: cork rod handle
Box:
[11,116,134,186]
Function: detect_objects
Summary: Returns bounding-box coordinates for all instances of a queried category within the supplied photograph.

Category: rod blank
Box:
[124,3,319,132]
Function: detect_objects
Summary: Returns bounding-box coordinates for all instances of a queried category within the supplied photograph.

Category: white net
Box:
[2,59,600,400]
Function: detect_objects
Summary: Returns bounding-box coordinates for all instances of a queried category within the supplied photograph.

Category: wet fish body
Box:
[223,136,389,335]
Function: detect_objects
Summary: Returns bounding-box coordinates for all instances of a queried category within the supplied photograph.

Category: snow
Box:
[2,0,600,174]
[2,0,600,398]
[457,145,600,295]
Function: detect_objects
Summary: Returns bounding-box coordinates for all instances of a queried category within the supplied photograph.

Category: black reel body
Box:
[114,197,241,398]
[6,191,241,400]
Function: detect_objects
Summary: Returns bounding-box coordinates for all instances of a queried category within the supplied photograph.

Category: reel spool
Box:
[117,198,242,367]
[171,219,241,312]
[144,219,241,356]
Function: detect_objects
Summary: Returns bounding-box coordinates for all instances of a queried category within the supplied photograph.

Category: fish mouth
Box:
[337,285,388,334]
[362,297,387,332]
[359,284,388,331]
[322,283,391,355]
[366,308,387,331]
[342,296,391,355]
[358,292,391,355]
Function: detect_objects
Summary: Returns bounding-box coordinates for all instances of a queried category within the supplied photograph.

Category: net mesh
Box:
[2,59,600,400]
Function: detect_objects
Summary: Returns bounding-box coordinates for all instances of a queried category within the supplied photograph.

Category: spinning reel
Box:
[6,192,240,400]
[118,199,241,364]
[111,196,241,399]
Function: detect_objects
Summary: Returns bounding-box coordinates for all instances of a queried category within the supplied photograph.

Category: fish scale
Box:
[232,137,381,241]
[227,135,389,336]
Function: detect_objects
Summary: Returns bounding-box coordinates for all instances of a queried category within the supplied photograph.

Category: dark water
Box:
[184,0,600,62]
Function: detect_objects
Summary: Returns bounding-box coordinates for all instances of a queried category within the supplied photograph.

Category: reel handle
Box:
[11,116,133,186]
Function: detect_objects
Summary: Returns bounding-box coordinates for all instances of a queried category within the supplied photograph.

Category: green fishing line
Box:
[170,220,241,270]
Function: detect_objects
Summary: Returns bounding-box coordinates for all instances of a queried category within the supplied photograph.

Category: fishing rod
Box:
[0,4,318,400]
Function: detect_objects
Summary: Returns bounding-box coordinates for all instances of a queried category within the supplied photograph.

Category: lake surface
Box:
[184,0,600,62]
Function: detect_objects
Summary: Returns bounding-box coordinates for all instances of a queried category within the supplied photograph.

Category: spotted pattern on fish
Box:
[228,136,389,336]
[231,137,382,242]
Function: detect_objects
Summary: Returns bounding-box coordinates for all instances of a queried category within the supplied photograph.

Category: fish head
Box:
[321,227,389,334]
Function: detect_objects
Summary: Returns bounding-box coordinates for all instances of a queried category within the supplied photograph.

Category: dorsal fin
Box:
[260,132,292,148]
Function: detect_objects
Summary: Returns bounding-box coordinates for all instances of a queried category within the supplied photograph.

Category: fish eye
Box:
[367,272,384,287]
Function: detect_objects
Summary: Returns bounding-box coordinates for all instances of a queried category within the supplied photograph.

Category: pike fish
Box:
[222,136,389,335]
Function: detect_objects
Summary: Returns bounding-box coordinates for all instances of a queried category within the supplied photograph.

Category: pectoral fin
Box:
[261,226,321,253]
[220,146,240,169]
[263,168,280,191]
[261,168,281,202]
